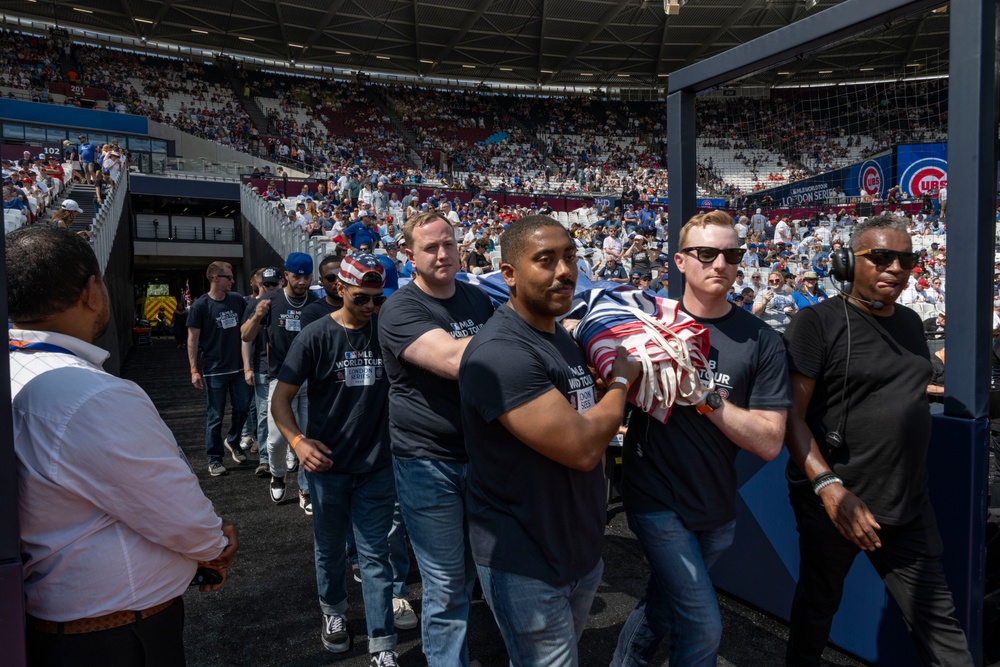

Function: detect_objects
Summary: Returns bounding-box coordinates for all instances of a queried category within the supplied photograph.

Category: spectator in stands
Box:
[759,270,797,331]
[77,135,97,184]
[792,270,828,309]
[599,256,628,284]
[466,238,492,274]
[49,199,80,230]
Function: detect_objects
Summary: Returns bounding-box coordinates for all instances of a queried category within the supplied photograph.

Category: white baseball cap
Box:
[61,199,81,212]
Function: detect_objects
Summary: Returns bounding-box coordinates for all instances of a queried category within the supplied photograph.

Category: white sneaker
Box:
[392,597,418,630]
[239,435,255,452]
[286,448,299,473]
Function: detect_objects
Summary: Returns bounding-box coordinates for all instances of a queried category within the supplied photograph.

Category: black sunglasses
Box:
[352,293,387,307]
[682,246,744,265]
[854,248,920,270]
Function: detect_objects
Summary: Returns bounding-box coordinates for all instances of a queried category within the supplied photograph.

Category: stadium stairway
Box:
[216,60,271,135]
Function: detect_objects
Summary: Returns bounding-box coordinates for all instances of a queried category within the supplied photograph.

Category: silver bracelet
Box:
[812,476,843,495]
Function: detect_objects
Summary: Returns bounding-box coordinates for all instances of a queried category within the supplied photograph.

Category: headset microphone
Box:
[834,281,884,311]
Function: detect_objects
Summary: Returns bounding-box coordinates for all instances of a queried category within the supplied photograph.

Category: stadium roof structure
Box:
[1,0,950,90]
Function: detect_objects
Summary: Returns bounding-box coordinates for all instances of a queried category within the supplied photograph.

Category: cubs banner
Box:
[648,196,727,209]
[896,143,947,198]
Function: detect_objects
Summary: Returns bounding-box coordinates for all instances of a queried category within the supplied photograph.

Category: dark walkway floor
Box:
[122,336,865,667]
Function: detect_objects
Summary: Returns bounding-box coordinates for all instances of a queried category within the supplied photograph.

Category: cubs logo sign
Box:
[899,158,947,198]
[858,161,884,197]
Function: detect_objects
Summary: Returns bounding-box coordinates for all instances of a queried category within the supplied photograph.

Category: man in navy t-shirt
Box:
[460,215,640,665]
[343,211,380,252]
[612,211,790,667]
[271,254,399,665]
[378,212,494,666]
[188,261,250,477]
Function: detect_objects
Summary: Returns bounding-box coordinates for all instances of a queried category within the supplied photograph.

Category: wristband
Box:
[289,434,304,450]
[244,368,252,373]
[609,376,630,392]
[812,475,843,495]
[191,368,199,374]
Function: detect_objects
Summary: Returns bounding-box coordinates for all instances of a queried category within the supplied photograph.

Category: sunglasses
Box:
[768,279,782,285]
[854,248,919,270]
[351,293,387,307]
[215,274,234,281]
[681,246,744,265]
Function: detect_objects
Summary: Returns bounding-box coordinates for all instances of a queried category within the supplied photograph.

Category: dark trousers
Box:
[785,488,973,667]
[27,598,185,667]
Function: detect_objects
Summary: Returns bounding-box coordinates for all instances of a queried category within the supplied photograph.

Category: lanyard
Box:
[9,340,78,357]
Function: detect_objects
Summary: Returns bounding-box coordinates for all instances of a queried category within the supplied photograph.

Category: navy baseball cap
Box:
[261,267,281,285]
[284,252,313,275]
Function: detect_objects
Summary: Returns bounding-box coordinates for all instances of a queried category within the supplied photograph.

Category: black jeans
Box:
[27,597,185,667]
[785,487,973,667]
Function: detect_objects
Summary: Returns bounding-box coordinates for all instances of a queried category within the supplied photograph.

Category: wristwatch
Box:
[695,390,723,415]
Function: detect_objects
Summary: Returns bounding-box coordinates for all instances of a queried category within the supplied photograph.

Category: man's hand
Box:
[191,371,203,391]
[818,483,882,551]
[608,346,642,388]
[244,369,255,386]
[294,438,334,473]
[253,298,271,321]
[197,520,239,591]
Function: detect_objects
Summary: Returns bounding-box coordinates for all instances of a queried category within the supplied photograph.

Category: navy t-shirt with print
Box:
[460,306,605,587]
[279,315,390,474]
[299,299,340,327]
[188,293,246,375]
[244,289,318,380]
[378,280,494,462]
[622,304,791,531]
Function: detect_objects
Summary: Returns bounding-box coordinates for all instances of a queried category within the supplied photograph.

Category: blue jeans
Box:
[203,371,250,464]
[267,379,308,494]
[346,501,410,597]
[477,559,604,667]
[250,372,269,462]
[308,465,397,654]
[394,457,476,667]
[611,510,736,667]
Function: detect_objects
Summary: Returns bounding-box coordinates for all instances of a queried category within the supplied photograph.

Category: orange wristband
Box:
[244,368,252,372]
[191,368,199,374]
[290,434,305,450]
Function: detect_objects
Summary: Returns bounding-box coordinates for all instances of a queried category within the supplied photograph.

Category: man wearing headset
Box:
[783,213,972,666]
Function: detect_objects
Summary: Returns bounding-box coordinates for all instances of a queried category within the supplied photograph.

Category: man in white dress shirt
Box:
[7,225,238,665]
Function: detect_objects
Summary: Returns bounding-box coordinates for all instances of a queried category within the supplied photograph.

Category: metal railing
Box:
[240,183,333,279]
[90,169,128,272]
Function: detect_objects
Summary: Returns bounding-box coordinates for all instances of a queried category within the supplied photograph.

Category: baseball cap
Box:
[377,254,399,296]
[916,278,930,288]
[802,270,819,280]
[60,199,81,212]
[358,210,369,218]
[394,232,406,245]
[339,253,385,288]
[261,267,281,285]
[385,215,393,223]
[631,270,642,278]
[284,252,313,275]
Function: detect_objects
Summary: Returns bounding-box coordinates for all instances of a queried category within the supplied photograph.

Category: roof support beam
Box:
[678,0,759,68]
[427,2,496,73]
[540,0,631,84]
[536,0,547,74]
[299,0,352,55]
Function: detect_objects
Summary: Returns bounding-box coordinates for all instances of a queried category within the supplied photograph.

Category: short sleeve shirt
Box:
[460,306,605,586]
[622,305,791,530]
[187,293,245,375]
[244,289,318,379]
[278,316,390,473]
[378,281,494,461]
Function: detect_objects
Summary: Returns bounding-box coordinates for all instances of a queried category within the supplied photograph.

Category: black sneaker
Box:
[370,650,398,666]
[269,476,286,503]
[224,439,248,464]
[321,612,350,653]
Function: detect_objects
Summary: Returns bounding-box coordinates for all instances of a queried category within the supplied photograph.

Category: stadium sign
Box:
[778,181,835,207]
[899,157,947,198]
[858,160,884,197]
